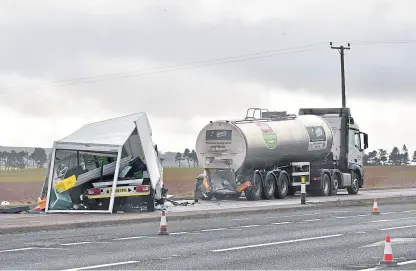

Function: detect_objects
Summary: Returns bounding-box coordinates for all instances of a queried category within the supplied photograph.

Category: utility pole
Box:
[330,42,350,108]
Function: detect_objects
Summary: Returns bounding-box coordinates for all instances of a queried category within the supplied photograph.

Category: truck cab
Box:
[298,107,368,194]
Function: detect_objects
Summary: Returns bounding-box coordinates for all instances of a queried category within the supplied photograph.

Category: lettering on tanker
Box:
[255,122,278,149]
[205,129,232,155]
[306,126,327,151]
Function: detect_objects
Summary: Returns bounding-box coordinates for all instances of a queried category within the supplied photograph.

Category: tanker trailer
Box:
[194,107,368,201]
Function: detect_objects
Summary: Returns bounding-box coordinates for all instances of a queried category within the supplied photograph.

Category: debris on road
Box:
[0,205,30,214]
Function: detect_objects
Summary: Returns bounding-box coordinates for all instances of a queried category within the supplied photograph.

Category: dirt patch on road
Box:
[1,166,416,202]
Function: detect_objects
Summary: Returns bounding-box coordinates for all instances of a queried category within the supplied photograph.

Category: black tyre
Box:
[245,172,262,201]
[347,171,360,195]
[274,172,289,199]
[329,173,339,196]
[319,173,331,196]
[261,173,276,200]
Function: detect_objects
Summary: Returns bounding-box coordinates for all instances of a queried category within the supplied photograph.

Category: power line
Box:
[1,39,416,94]
[0,43,327,93]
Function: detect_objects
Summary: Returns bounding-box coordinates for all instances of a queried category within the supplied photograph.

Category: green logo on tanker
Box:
[255,122,278,149]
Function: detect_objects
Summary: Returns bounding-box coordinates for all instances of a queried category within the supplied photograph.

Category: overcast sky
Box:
[1,0,416,154]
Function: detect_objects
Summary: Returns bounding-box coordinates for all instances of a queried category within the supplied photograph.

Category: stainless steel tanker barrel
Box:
[195,114,334,172]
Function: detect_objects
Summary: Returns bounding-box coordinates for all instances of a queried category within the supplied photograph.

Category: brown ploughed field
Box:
[0,166,415,203]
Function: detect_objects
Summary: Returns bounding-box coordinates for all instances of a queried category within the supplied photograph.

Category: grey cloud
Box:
[1,1,416,120]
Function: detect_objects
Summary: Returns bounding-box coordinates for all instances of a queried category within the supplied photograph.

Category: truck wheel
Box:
[245,172,262,201]
[261,173,276,200]
[347,171,360,195]
[319,173,330,196]
[274,172,289,199]
[329,173,339,196]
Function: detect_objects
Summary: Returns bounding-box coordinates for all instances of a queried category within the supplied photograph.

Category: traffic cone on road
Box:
[378,235,397,266]
[371,199,380,215]
[158,210,169,235]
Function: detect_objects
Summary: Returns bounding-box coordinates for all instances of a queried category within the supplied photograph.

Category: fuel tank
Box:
[195,114,334,172]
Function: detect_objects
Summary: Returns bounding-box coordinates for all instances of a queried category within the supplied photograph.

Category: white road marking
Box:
[357,267,378,271]
[240,225,261,228]
[211,234,343,252]
[0,247,35,253]
[334,216,348,219]
[271,222,292,225]
[357,214,370,217]
[200,228,227,232]
[371,219,393,223]
[356,231,366,234]
[382,212,397,215]
[60,241,94,246]
[170,232,188,235]
[232,212,331,221]
[379,224,416,231]
[303,219,322,222]
[61,261,140,271]
[113,236,145,241]
[403,210,416,213]
[398,259,416,266]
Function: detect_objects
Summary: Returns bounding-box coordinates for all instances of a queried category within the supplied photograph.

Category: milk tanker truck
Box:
[194,107,368,201]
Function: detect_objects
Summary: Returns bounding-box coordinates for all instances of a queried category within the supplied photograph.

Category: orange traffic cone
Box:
[378,235,397,266]
[371,199,380,215]
[158,210,169,235]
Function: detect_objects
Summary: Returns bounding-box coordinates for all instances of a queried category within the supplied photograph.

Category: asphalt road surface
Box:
[1,203,416,270]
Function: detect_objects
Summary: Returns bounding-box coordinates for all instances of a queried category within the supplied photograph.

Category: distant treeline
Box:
[363,145,416,166]
[1,144,415,170]
[0,148,48,170]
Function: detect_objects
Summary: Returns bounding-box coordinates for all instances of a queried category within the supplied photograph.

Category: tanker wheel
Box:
[274,172,289,199]
[318,173,330,196]
[329,173,339,196]
[245,172,262,201]
[261,173,276,200]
